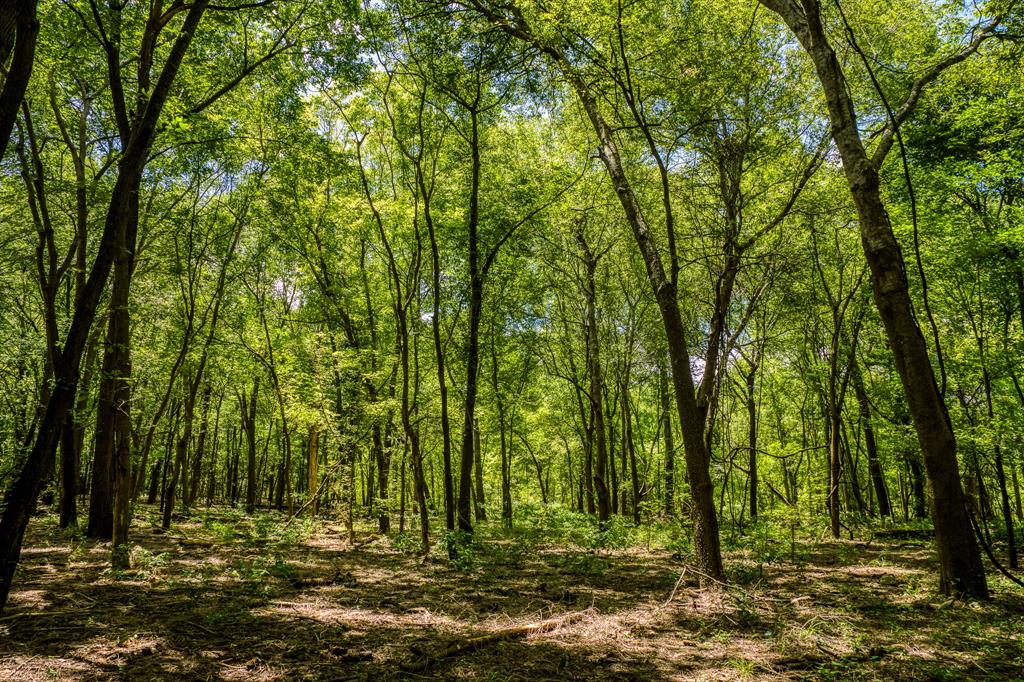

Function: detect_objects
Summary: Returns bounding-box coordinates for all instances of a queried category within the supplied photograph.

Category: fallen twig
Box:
[0,610,75,622]
[402,610,590,672]
[9,654,39,677]
[660,566,688,609]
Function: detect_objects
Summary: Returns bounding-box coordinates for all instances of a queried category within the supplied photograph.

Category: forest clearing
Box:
[3,0,1024,679]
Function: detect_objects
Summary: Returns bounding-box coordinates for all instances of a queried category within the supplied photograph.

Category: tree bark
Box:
[758,0,987,597]
[457,107,483,533]
[0,0,39,159]
[242,380,260,514]
[473,418,487,522]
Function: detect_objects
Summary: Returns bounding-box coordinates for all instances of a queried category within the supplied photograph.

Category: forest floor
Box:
[0,506,1022,681]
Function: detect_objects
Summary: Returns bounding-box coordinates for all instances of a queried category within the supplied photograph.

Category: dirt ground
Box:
[0,506,1022,681]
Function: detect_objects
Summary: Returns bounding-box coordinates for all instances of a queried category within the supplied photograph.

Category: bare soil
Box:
[1,507,1021,680]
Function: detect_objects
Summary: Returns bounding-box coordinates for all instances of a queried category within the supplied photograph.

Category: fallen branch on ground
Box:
[402,610,591,672]
[660,566,688,608]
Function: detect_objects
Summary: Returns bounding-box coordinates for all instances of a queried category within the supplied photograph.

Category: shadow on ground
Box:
[1,507,1021,680]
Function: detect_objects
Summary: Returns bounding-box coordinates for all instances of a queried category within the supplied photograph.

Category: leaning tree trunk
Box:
[759,0,986,597]
[0,0,40,159]
[0,0,209,612]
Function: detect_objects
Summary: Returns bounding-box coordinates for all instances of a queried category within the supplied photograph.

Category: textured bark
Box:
[109,197,137,564]
[88,298,126,540]
[758,0,987,598]
[0,0,39,159]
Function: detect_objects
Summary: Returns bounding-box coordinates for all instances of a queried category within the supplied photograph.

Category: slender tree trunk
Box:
[457,109,483,533]
[473,418,487,521]
[421,128,455,533]
[622,376,641,524]
[577,229,611,524]
[746,362,758,521]
[206,392,222,506]
[661,363,675,517]
[852,358,890,517]
[307,425,320,515]
[243,380,259,514]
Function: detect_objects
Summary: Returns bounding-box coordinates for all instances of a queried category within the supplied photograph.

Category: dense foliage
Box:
[1,0,1023,608]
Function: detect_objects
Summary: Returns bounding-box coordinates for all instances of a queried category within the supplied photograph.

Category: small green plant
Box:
[559,551,610,577]
[440,530,477,571]
[132,547,169,576]
[390,531,421,554]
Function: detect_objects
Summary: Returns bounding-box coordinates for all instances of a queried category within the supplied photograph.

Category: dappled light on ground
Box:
[0,507,1021,680]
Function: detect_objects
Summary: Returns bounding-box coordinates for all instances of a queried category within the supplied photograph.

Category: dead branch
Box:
[402,610,591,672]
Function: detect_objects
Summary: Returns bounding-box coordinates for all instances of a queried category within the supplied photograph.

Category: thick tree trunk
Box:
[760,0,987,598]
[87,313,118,539]
[0,0,39,159]
[110,198,137,565]
[59,326,99,528]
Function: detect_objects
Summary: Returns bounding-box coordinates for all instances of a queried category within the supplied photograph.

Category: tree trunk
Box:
[242,380,259,514]
[59,325,100,528]
[457,108,483,533]
[661,364,675,517]
[307,425,320,515]
[0,0,40,159]
[0,0,210,612]
[622,376,641,525]
[473,418,487,522]
[759,0,986,598]
[577,229,611,525]
[852,359,890,517]
[746,362,758,521]
[187,383,212,507]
